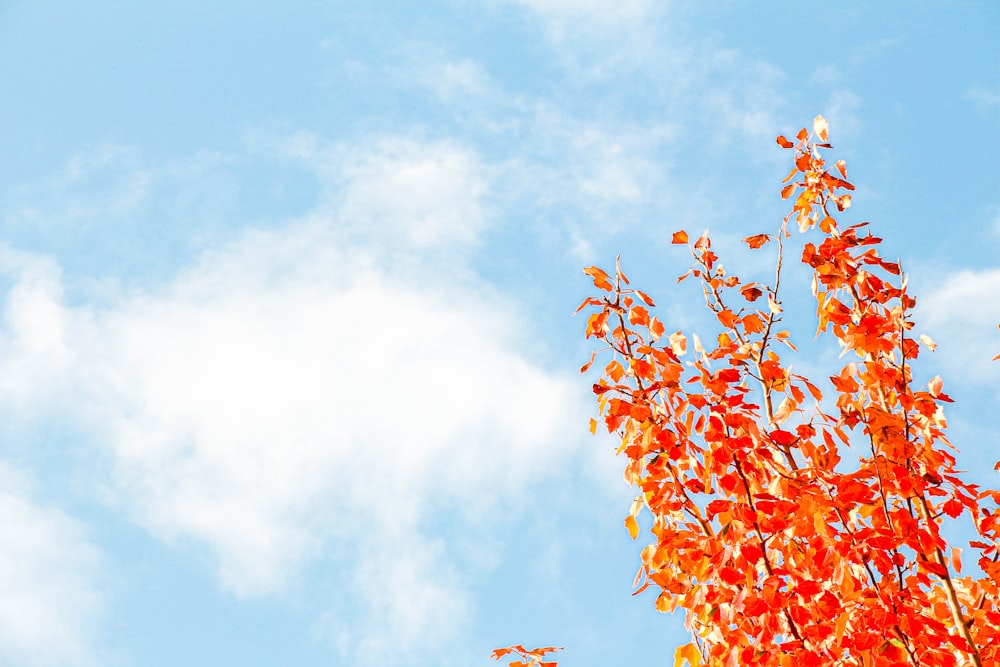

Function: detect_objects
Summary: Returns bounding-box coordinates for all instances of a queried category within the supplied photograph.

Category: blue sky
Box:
[1,2,999,666]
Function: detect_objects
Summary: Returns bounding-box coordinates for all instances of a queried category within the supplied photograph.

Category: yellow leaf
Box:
[674,642,702,667]
[625,515,639,540]
[919,334,937,351]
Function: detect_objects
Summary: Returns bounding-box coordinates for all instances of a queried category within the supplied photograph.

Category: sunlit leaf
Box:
[813,114,829,142]
[674,642,702,667]
[625,514,639,539]
[671,230,689,245]
[669,331,687,355]
[743,233,771,249]
[583,266,613,291]
[549,116,1000,667]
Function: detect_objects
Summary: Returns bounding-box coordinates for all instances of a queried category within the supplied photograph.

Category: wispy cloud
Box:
[966,83,1000,108]
[502,0,652,22]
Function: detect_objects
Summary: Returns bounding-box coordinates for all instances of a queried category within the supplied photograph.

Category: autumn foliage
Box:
[494,117,1000,667]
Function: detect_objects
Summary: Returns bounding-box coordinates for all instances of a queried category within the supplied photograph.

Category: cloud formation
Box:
[0,137,584,664]
[0,464,102,667]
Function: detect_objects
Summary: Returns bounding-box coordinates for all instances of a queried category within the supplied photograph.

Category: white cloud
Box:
[0,464,103,667]
[917,267,1000,386]
[491,0,662,79]
[279,135,490,250]
[337,138,490,248]
[0,137,585,664]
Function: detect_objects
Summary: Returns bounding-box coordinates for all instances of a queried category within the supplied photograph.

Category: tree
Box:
[494,117,1000,667]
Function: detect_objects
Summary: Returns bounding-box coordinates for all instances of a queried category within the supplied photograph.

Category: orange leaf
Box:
[650,317,665,340]
[629,305,650,327]
[835,159,847,178]
[776,135,794,148]
[743,233,771,249]
[717,309,738,329]
[583,266,613,292]
[671,230,689,245]
[742,312,764,333]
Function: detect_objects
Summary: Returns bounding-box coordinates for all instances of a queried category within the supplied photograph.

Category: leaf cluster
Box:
[495,117,1000,667]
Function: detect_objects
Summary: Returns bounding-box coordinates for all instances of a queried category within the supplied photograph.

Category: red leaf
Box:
[671,230,689,244]
[776,135,794,148]
[719,566,742,585]
[740,285,763,302]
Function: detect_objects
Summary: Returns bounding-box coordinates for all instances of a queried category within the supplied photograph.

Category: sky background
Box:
[1,2,999,666]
